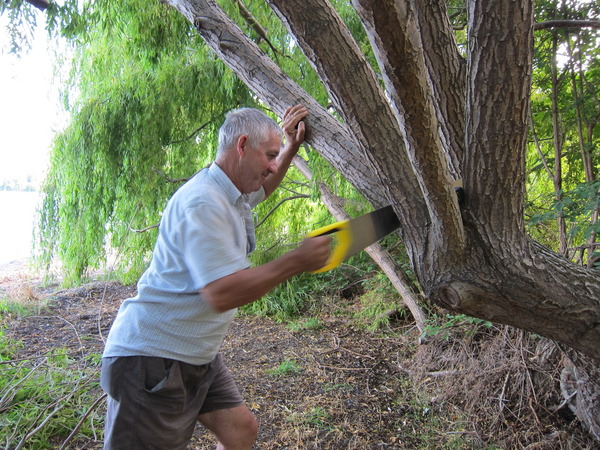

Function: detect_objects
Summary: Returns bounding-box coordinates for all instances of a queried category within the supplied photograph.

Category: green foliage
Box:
[0,328,22,361]
[4,0,378,289]
[529,181,600,239]
[421,313,493,341]
[526,0,600,262]
[34,0,258,284]
[0,333,101,448]
[241,272,319,321]
[287,317,323,333]
[0,299,29,321]
[265,359,302,377]
[287,406,331,429]
[355,273,405,332]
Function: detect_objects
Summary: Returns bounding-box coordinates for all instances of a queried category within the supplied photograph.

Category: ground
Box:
[1,261,596,449]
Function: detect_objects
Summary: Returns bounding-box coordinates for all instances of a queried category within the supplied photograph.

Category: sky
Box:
[0,14,67,189]
[0,13,71,263]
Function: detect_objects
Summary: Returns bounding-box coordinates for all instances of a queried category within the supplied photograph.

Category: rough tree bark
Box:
[164,0,600,360]
[163,0,600,437]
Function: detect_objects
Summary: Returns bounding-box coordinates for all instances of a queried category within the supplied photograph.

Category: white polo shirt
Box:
[103,163,265,365]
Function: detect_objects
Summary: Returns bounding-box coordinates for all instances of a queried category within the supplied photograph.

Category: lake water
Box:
[0,191,40,265]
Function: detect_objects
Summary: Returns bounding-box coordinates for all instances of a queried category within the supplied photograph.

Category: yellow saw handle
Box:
[306,220,352,273]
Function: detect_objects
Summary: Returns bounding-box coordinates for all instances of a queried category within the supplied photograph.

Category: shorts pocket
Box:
[143,357,181,393]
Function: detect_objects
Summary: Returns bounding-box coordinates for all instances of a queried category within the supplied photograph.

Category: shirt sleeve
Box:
[182,200,250,289]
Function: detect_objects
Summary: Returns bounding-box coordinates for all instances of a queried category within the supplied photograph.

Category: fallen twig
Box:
[59,393,107,450]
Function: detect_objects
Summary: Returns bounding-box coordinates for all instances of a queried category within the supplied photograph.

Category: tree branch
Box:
[534,20,600,31]
[165,0,383,207]
[167,120,211,145]
[352,0,466,261]
[412,0,467,176]
[151,167,191,184]
[24,0,48,10]
[464,1,534,244]
[130,223,159,233]
[255,194,310,228]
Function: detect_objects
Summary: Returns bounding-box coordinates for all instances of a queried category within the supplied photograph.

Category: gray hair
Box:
[217,108,282,156]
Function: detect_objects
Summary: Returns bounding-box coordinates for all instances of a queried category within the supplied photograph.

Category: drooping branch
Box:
[151,167,191,184]
[130,223,159,233]
[235,0,281,57]
[255,194,310,228]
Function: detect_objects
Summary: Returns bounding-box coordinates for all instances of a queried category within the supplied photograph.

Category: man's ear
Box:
[236,135,248,157]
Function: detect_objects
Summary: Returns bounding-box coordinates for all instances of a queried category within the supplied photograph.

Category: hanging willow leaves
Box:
[30,0,371,284]
[35,0,261,283]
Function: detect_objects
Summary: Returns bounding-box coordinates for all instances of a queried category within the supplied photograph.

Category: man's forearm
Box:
[262,146,297,197]
[201,251,303,313]
[201,234,331,313]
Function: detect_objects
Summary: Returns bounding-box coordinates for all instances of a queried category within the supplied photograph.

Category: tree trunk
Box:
[561,349,600,440]
[162,0,600,439]
[166,0,600,362]
[550,34,569,255]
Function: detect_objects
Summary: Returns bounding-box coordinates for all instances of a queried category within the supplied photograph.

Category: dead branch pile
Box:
[403,323,594,448]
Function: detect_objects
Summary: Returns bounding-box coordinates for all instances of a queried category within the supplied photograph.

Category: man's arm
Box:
[201,234,330,313]
[262,105,308,198]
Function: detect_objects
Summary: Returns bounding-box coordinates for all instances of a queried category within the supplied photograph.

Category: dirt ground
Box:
[1,261,596,449]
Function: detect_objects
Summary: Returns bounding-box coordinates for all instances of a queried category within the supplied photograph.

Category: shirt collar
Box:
[207,163,245,205]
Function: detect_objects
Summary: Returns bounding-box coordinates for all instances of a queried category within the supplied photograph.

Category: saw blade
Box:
[344,205,400,258]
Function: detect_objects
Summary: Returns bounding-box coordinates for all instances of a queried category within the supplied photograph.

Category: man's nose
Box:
[269,160,278,174]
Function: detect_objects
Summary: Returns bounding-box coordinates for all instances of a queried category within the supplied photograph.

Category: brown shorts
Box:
[100,354,243,450]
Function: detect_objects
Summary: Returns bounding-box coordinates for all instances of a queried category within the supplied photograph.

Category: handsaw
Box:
[306,205,400,273]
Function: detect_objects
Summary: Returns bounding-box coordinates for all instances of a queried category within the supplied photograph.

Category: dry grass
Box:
[404,323,592,448]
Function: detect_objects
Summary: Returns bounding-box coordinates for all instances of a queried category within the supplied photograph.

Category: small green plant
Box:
[0,328,23,360]
[421,313,493,341]
[322,382,353,392]
[288,406,331,429]
[242,275,314,321]
[287,317,323,332]
[265,359,302,377]
[355,273,404,331]
[0,297,33,319]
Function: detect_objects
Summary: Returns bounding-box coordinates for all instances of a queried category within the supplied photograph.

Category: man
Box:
[101,105,331,449]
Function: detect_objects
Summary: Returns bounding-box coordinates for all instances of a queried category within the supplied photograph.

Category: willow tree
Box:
[4,0,600,437]
[158,0,600,355]
[9,0,598,358]
[153,0,600,434]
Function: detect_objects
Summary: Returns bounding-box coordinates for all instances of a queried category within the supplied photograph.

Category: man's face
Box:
[240,132,281,193]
